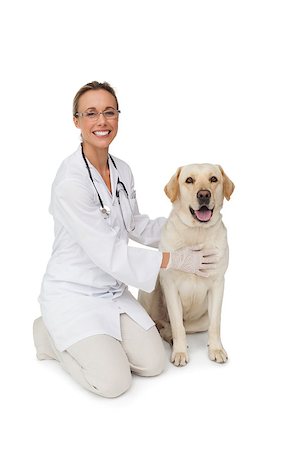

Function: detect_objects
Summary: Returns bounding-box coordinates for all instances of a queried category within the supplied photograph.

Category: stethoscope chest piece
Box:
[100,206,111,218]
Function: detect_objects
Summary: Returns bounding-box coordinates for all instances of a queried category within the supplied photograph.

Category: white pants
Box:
[33,314,166,398]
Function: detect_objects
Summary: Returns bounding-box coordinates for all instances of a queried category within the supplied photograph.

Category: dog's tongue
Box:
[195,207,212,222]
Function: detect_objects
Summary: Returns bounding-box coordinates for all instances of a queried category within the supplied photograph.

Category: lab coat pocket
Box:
[128,198,137,230]
[129,195,138,217]
[116,189,135,232]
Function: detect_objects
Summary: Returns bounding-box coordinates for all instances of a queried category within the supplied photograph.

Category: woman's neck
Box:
[82,142,109,173]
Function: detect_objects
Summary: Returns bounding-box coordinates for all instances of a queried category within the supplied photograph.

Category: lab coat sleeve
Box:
[127,171,167,248]
[52,178,163,293]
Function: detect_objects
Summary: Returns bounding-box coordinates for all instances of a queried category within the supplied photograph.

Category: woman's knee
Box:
[133,336,167,377]
[65,334,133,398]
[141,347,166,376]
[84,367,132,398]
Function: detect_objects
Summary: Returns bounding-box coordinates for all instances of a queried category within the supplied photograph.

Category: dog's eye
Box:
[185,177,194,184]
[210,176,218,183]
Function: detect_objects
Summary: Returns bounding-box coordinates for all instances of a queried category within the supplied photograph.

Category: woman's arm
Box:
[52,178,163,293]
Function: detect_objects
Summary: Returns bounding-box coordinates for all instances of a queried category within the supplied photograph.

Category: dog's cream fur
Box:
[138,164,234,366]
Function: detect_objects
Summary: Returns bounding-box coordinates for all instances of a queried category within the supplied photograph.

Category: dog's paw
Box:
[171,350,189,366]
[208,346,228,364]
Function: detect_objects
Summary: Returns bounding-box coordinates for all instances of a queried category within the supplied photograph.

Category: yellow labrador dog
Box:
[139,164,234,366]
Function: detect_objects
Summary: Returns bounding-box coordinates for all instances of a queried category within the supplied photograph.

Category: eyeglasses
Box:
[75,108,121,121]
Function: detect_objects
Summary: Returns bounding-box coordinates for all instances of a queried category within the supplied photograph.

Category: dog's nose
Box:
[197,190,211,205]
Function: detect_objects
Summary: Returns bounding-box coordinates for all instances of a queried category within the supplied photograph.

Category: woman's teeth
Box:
[93,131,110,136]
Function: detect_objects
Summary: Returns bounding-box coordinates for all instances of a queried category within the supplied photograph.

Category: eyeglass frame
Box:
[74,108,121,121]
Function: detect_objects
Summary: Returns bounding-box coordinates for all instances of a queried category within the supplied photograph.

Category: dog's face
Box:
[164,164,235,228]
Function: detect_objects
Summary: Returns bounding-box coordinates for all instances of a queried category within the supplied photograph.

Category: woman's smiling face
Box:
[73,89,119,151]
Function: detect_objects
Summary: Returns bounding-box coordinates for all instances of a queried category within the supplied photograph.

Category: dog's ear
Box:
[164,167,182,202]
[218,165,235,200]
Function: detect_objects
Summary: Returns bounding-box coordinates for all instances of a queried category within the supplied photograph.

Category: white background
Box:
[1,0,299,448]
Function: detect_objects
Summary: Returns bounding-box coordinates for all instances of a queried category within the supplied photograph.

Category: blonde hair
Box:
[73,81,119,116]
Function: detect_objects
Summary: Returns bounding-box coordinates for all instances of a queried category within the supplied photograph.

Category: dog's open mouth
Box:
[190,206,214,222]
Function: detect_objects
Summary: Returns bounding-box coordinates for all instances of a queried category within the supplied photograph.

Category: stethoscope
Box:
[81,145,135,232]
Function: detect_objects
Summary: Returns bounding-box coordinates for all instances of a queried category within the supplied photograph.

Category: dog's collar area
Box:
[189,206,214,222]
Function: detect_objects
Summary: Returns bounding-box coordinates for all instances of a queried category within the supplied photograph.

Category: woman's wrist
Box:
[160,252,170,268]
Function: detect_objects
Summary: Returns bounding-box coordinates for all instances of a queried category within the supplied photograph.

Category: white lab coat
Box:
[38,146,166,351]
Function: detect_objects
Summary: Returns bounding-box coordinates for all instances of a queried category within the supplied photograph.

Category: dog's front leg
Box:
[160,273,189,366]
[207,278,228,363]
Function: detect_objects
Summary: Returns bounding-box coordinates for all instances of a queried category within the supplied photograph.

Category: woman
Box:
[33,81,217,397]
